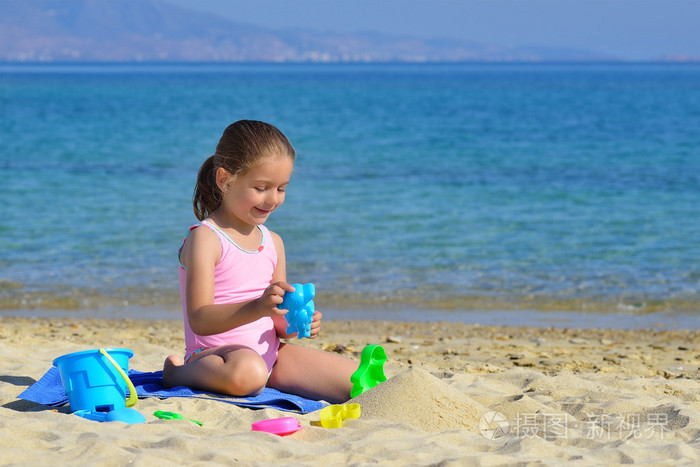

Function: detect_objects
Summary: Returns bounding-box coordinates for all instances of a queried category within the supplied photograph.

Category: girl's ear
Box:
[216,168,233,193]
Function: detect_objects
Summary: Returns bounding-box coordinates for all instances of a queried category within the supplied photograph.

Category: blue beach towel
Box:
[18,367,326,414]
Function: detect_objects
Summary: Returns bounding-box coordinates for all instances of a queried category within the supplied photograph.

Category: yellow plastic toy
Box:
[319,403,361,428]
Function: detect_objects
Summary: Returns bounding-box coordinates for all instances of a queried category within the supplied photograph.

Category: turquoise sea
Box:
[1,63,698,329]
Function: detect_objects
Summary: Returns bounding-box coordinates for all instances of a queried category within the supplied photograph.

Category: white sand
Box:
[1,316,699,465]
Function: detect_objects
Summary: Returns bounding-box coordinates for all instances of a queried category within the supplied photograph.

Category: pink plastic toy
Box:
[251,417,302,436]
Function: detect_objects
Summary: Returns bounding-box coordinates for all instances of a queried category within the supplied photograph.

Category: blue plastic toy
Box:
[277,283,315,339]
[52,348,145,424]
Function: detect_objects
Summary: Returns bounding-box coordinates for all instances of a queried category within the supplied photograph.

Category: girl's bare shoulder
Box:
[181,223,221,266]
[267,229,285,250]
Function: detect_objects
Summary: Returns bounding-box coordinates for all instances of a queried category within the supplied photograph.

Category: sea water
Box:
[1,63,698,328]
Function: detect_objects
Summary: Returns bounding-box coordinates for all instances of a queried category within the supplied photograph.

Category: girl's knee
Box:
[222,356,269,396]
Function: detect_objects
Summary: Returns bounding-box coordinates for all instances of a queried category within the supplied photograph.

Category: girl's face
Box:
[219,154,294,228]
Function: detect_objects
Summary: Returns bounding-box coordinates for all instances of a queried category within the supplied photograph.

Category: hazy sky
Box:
[162,0,700,60]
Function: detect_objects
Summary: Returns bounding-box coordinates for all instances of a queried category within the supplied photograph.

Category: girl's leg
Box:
[162,345,269,396]
[267,343,358,404]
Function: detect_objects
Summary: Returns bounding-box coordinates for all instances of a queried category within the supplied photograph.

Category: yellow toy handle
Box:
[99,348,138,407]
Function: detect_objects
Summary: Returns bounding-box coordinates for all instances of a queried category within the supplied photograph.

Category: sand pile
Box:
[353,367,484,432]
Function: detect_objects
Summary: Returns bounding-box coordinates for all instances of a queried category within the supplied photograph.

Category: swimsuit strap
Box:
[178,221,266,268]
[200,220,266,254]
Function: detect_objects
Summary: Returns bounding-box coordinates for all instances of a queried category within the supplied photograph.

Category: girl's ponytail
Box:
[192,155,220,221]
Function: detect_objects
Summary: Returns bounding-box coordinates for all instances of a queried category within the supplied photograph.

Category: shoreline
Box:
[3,281,697,323]
[2,316,699,464]
[3,305,699,331]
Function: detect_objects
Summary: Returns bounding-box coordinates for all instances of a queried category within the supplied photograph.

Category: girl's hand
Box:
[257,281,295,317]
[308,310,322,339]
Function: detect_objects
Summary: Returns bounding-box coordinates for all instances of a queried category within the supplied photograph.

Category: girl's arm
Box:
[182,226,290,336]
[270,231,322,339]
[270,230,294,338]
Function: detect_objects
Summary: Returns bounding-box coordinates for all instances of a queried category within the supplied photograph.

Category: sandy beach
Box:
[1,315,699,465]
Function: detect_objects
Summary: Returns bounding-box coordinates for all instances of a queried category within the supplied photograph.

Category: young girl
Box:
[163,120,358,404]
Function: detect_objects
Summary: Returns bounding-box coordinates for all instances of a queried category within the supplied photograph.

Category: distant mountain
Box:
[0,0,618,63]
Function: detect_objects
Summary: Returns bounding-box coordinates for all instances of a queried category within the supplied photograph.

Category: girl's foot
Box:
[162,354,184,388]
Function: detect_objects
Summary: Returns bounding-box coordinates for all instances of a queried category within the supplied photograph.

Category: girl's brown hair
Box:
[193,120,295,220]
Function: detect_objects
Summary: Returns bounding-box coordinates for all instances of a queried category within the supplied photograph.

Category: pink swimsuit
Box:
[179,220,280,371]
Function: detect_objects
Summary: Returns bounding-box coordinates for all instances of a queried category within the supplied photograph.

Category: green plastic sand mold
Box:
[350,345,387,398]
[154,411,204,426]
